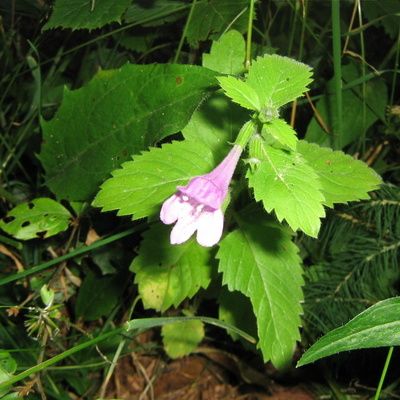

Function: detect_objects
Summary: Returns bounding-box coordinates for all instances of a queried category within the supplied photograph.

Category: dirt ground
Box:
[106,351,315,400]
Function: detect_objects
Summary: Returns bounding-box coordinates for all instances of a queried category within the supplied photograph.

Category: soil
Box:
[106,351,315,400]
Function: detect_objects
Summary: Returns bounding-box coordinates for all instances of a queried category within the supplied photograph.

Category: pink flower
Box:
[160,145,242,247]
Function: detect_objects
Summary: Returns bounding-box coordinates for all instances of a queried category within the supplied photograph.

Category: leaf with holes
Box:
[298,297,400,366]
[40,64,217,201]
[44,0,132,30]
[203,30,246,75]
[247,144,325,237]
[0,198,71,240]
[297,141,382,207]
[93,140,215,219]
[130,224,212,311]
[217,208,304,368]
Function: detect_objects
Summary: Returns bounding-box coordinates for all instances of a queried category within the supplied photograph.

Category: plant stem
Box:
[331,0,343,149]
[0,225,145,286]
[245,0,256,69]
[374,346,394,400]
[234,120,257,148]
[173,0,197,63]
[0,328,123,390]
[390,27,400,106]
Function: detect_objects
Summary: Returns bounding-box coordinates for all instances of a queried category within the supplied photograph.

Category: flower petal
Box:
[160,195,187,224]
[170,208,199,244]
[196,209,224,247]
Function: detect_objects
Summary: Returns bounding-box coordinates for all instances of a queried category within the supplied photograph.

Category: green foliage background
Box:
[0,0,399,398]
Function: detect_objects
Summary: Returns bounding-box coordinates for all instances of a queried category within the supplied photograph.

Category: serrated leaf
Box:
[217,211,304,368]
[75,270,126,321]
[218,76,261,110]
[305,63,387,148]
[40,64,216,201]
[162,319,204,358]
[93,140,214,219]
[203,30,245,75]
[182,93,248,160]
[186,0,249,46]
[247,145,325,237]
[298,297,400,366]
[246,54,312,109]
[0,198,71,240]
[262,118,298,151]
[130,224,212,311]
[43,0,131,30]
[297,141,382,207]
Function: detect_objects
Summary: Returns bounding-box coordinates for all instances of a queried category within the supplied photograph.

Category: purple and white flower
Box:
[160,145,242,247]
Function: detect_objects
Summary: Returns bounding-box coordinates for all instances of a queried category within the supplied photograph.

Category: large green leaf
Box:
[182,93,248,160]
[305,63,387,148]
[44,0,131,30]
[93,140,214,219]
[298,297,400,366]
[246,55,312,109]
[217,210,304,368]
[247,144,325,237]
[130,224,212,311]
[0,198,71,240]
[40,64,216,201]
[186,0,249,46]
[297,141,382,207]
[203,30,245,75]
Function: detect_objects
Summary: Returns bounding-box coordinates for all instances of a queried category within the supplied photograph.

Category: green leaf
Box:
[262,118,298,151]
[162,319,204,358]
[203,30,245,75]
[297,141,382,207]
[298,297,400,366]
[130,224,212,312]
[246,55,312,109]
[305,63,387,148]
[217,76,261,111]
[43,0,132,30]
[40,64,216,201]
[363,0,400,39]
[40,285,55,307]
[75,270,126,321]
[0,198,71,240]
[217,210,304,368]
[186,0,249,47]
[182,93,248,160]
[247,144,325,237]
[123,0,187,27]
[0,352,17,375]
[93,140,214,219]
